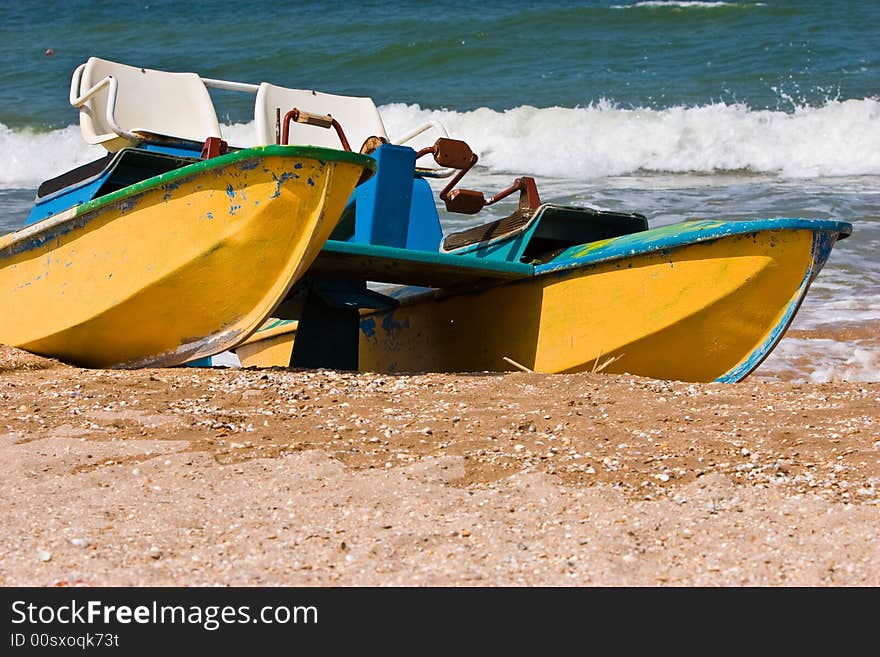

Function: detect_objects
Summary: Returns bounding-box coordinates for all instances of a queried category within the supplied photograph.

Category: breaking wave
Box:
[0,123,103,190]
[1,97,879,188]
[378,98,880,179]
[610,1,763,8]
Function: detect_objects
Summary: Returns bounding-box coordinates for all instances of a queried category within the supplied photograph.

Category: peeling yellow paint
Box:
[0,151,368,368]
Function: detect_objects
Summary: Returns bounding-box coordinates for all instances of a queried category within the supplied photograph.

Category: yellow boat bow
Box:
[0,145,374,368]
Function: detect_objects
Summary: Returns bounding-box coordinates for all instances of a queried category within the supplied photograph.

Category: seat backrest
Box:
[254,82,387,151]
[74,57,222,152]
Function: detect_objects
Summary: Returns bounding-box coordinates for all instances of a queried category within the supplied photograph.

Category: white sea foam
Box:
[2,98,878,188]
[790,295,880,331]
[222,122,258,149]
[756,337,880,383]
[0,123,103,190]
[611,1,762,8]
[0,121,258,191]
[378,98,880,179]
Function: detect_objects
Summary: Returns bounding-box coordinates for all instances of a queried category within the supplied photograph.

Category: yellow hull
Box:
[237,228,827,382]
[0,145,371,368]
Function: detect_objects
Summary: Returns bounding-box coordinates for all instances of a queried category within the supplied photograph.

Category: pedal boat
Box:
[234,138,852,383]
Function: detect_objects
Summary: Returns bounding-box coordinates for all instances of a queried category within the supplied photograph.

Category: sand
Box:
[0,345,877,586]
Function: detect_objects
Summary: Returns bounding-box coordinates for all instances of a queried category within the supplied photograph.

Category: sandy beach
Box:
[0,345,877,586]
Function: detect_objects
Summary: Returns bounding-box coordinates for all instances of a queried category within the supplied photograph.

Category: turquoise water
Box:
[0,0,877,380]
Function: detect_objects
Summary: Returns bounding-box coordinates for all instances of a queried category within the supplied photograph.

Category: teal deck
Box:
[311,218,852,290]
[311,239,534,289]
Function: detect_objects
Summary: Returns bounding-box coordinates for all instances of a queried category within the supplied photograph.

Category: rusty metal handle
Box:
[439,160,479,213]
[484,177,541,210]
[414,138,482,213]
[415,137,541,215]
[293,110,334,129]
[279,107,352,151]
[442,178,541,215]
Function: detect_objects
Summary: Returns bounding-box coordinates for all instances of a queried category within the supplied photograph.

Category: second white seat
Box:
[254,82,388,152]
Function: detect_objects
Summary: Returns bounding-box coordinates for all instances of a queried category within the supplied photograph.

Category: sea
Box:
[0,0,877,382]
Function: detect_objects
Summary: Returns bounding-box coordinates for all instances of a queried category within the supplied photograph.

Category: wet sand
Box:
[1,346,878,586]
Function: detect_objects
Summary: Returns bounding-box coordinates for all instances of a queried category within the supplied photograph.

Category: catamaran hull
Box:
[0,145,372,368]
[237,225,845,383]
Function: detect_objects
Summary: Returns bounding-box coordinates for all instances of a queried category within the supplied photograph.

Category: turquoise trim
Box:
[441,213,540,262]
[255,317,295,333]
[536,218,852,274]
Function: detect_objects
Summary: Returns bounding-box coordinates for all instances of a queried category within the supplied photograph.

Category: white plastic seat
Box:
[254,82,388,152]
[70,57,222,152]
